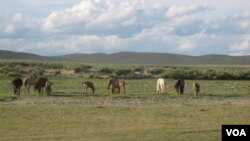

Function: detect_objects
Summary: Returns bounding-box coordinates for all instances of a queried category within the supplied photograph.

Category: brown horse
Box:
[118,80,126,94]
[107,78,120,94]
[175,79,185,95]
[82,81,95,94]
[193,82,200,96]
[23,76,37,93]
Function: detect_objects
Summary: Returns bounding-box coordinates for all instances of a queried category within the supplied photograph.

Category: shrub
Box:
[74,65,93,74]
[99,68,113,75]
[150,68,164,75]
[116,69,132,77]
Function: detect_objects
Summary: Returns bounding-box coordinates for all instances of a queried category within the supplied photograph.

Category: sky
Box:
[0,0,249,56]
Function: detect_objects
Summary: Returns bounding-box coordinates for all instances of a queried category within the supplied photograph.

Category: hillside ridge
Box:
[0,50,249,65]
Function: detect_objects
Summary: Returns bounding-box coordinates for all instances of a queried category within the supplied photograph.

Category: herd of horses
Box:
[12,76,52,96]
[156,78,200,95]
[11,76,200,96]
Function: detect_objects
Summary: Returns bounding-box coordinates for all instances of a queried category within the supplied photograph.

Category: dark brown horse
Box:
[12,77,23,96]
[34,77,49,95]
[175,79,185,95]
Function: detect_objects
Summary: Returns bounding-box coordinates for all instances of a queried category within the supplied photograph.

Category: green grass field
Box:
[1,76,250,141]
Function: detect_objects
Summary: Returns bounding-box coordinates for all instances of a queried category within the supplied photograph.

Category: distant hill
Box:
[0,50,46,60]
[0,50,250,65]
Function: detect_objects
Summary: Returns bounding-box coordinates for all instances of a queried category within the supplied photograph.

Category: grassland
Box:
[1,75,250,141]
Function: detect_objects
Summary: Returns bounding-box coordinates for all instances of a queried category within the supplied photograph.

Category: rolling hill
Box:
[0,49,249,65]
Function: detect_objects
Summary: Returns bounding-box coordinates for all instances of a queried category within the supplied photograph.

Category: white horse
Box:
[156,78,165,94]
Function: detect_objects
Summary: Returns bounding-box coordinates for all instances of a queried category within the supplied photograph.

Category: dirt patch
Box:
[1,96,250,107]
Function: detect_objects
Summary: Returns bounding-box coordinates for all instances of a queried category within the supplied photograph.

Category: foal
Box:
[193,82,200,96]
[82,81,95,94]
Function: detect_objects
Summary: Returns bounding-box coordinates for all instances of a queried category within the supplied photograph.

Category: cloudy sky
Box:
[0,0,249,56]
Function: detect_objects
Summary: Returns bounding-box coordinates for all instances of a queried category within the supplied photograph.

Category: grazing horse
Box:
[82,81,95,94]
[193,82,200,96]
[156,78,165,94]
[34,77,49,95]
[175,79,185,95]
[23,76,37,93]
[45,81,52,95]
[107,78,120,94]
[12,77,23,96]
[118,80,126,94]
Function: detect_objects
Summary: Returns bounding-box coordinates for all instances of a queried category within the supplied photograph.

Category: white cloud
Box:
[122,17,136,26]
[166,4,210,18]
[41,0,138,32]
[231,37,250,51]
[0,35,123,55]
[3,24,15,34]
[206,12,250,35]
[12,13,24,22]
[178,42,196,51]
[1,0,250,56]
[2,13,25,35]
[41,0,168,35]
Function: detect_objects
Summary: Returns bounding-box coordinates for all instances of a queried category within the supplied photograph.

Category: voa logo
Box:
[226,129,246,136]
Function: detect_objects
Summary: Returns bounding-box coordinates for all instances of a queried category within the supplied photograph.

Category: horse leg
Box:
[157,85,160,94]
[18,86,20,96]
[82,86,86,94]
[24,85,26,93]
[123,86,126,94]
[117,87,120,94]
[27,85,30,93]
[180,86,184,95]
[38,88,41,95]
[41,88,44,95]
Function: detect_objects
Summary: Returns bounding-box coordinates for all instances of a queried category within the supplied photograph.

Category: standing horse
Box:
[82,81,95,94]
[45,81,52,96]
[118,80,126,94]
[193,82,200,96]
[34,77,49,95]
[107,78,120,94]
[12,77,23,96]
[175,79,185,95]
[23,76,37,93]
[156,78,165,94]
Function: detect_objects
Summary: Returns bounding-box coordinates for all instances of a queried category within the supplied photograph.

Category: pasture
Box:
[0,76,250,141]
